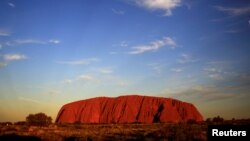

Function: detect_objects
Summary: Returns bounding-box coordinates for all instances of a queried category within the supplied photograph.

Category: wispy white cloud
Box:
[177,53,197,64]
[78,75,93,81]
[18,96,42,104]
[112,8,125,15]
[208,74,223,80]
[48,39,60,44]
[5,41,13,46]
[63,79,73,84]
[99,72,131,87]
[214,6,250,16]
[48,90,60,96]
[248,19,250,25]
[0,53,27,69]
[13,39,61,45]
[0,29,11,36]
[224,29,241,34]
[56,58,99,65]
[99,68,113,74]
[63,74,94,84]
[170,68,182,73]
[0,62,7,68]
[163,85,245,102]
[129,37,176,54]
[184,2,192,10]
[14,39,46,44]
[63,71,130,87]
[3,54,27,61]
[148,63,163,74]
[2,39,61,47]
[112,41,130,47]
[8,2,15,8]
[203,67,222,73]
[203,61,238,81]
[134,0,181,16]
[117,80,130,86]
[109,51,118,55]
[100,74,131,86]
[120,41,129,47]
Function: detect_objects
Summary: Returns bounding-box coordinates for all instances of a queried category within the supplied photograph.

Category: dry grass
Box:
[0,123,207,141]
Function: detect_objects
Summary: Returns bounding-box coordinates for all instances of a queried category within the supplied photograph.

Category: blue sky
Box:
[0,0,250,122]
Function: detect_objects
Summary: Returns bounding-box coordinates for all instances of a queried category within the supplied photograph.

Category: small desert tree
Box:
[212,116,224,124]
[26,112,52,126]
[206,118,212,124]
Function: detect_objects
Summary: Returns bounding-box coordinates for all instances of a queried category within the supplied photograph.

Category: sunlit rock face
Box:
[56,95,203,123]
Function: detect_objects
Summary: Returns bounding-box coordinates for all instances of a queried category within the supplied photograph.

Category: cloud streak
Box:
[129,37,176,54]
[134,0,181,16]
[15,39,46,44]
[18,96,42,104]
[13,39,61,45]
[3,39,61,47]
[120,41,129,47]
[203,61,237,81]
[0,29,11,36]
[56,58,99,65]
[148,63,163,74]
[78,75,93,81]
[177,53,197,64]
[99,68,113,74]
[0,62,7,68]
[109,51,117,55]
[63,79,73,84]
[214,6,250,16]
[170,68,183,73]
[47,90,60,96]
[8,2,15,8]
[112,8,125,15]
[63,74,93,85]
[0,53,27,69]
[48,39,60,44]
[163,85,246,102]
[3,54,27,61]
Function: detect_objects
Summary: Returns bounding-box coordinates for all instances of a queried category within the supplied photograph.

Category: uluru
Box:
[56,95,203,123]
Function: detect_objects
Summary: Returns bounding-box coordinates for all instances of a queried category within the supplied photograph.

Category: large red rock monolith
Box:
[56,95,203,123]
